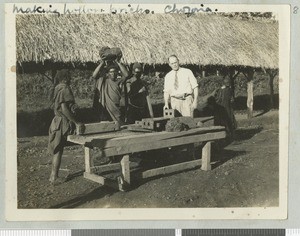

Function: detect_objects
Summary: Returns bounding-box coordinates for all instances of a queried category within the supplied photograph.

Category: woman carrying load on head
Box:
[91,47,129,125]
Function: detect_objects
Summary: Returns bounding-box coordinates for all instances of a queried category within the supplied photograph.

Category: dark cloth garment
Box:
[94,76,123,123]
[48,83,76,155]
[215,86,237,132]
[127,106,149,124]
[126,76,149,124]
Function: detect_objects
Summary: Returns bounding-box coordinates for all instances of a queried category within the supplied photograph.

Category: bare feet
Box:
[49,177,65,186]
[49,172,59,184]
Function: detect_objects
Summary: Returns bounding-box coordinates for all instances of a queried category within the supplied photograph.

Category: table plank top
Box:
[67,126,225,146]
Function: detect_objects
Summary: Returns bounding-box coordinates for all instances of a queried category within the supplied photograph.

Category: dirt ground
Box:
[17,110,279,209]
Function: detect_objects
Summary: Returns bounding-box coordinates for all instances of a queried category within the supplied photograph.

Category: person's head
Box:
[106,64,119,81]
[132,63,143,79]
[223,77,231,87]
[168,55,180,71]
[55,69,71,85]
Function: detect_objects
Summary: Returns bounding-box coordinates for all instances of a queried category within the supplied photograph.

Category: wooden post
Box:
[269,75,274,109]
[229,68,240,98]
[267,69,278,110]
[84,147,94,174]
[51,69,57,85]
[216,70,219,76]
[120,155,130,185]
[243,69,254,119]
[187,144,196,160]
[146,95,154,118]
[201,142,211,171]
[199,65,206,78]
[247,81,253,118]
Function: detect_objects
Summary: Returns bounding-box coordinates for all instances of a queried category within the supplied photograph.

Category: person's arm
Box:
[116,61,129,84]
[91,60,105,80]
[126,81,131,96]
[129,85,147,98]
[188,69,199,110]
[163,75,170,110]
[192,86,199,110]
[164,92,170,110]
[61,103,83,126]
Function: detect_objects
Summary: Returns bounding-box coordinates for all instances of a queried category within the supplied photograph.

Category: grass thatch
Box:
[16,13,278,69]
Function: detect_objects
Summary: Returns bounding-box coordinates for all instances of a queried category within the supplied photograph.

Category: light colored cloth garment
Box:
[170,96,193,116]
[164,67,198,96]
[164,67,198,116]
[48,83,76,155]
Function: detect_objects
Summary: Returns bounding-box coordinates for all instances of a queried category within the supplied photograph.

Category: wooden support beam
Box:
[83,172,122,190]
[76,121,120,135]
[91,161,140,174]
[91,163,120,174]
[100,131,226,157]
[243,68,255,119]
[269,75,274,109]
[247,79,254,119]
[68,126,224,146]
[84,147,94,173]
[141,159,202,179]
[229,68,240,98]
[120,155,130,185]
[187,143,196,160]
[201,141,211,171]
[266,69,278,110]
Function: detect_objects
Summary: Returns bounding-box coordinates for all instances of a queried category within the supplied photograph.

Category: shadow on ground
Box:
[234,126,263,141]
[50,186,115,208]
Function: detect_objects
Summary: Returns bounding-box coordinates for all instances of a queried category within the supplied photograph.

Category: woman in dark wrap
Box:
[48,69,83,184]
[214,77,237,141]
[91,58,129,124]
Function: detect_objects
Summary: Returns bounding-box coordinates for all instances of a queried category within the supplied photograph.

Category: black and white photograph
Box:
[5,3,289,221]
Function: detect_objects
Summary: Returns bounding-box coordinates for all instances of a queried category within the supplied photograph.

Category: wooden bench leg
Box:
[188,143,196,159]
[84,147,94,174]
[119,154,130,191]
[201,141,212,171]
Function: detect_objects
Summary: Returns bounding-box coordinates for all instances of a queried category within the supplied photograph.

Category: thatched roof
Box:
[16,13,278,69]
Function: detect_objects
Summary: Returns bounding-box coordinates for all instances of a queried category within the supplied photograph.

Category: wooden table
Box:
[68,126,226,191]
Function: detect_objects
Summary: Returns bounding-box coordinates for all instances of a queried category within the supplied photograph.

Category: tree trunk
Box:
[269,75,274,109]
[247,79,254,118]
[242,68,254,119]
[51,69,57,85]
[267,69,277,110]
[229,68,239,98]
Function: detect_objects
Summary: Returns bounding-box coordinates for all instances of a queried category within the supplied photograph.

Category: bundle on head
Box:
[99,47,123,61]
[165,118,189,132]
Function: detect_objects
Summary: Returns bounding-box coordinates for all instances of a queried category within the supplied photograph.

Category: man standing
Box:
[126,63,149,124]
[91,58,129,124]
[163,55,199,117]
